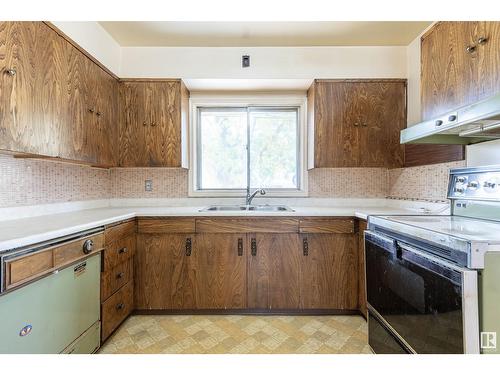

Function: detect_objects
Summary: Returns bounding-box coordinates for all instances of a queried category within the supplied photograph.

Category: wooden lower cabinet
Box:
[299,233,358,310]
[101,221,136,342]
[358,220,368,318]
[134,233,196,310]
[132,217,362,314]
[247,233,300,309]
[194,234,247,309]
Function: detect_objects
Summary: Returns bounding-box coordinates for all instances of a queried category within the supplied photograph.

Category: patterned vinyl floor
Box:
[99,315,371,354]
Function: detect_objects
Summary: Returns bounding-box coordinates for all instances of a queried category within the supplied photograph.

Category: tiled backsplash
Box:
[308,168,387,198]
[388,161,465,201]
[0,153,462,208]
[0,154,111,207]
[111,168,188,198]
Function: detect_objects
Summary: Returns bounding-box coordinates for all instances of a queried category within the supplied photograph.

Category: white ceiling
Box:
[99,21,431,47]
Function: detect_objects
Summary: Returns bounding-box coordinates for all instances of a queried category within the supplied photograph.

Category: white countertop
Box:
[0,201,441,252]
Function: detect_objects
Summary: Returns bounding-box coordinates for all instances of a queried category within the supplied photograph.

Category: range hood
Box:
[401,93,500,145]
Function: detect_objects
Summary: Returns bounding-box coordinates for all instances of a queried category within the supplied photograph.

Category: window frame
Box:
[188,94,308,197]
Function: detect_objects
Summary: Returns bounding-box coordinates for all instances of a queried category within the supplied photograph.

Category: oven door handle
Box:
[365,230,398,255]
[398,243,467,275]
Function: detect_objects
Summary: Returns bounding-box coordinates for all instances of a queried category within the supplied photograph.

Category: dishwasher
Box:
[0,228,103,354]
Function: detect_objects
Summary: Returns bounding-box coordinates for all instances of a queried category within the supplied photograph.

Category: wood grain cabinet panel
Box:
[119,80,189,167]
[137,218,195,234]
[299,233,358,310]
[0,22,66,158]
[308,79,406,168]
[101,280,134,341]
[135,233,196,310]
[247,233,300,309]
[101,258,133,301]
[194,234,247,309]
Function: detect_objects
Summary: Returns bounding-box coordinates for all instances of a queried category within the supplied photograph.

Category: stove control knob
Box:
[454,187,465,194]
[456,176,467,183]
[83,239,94,254]
[484,181,497,189]
[467,181,479,190]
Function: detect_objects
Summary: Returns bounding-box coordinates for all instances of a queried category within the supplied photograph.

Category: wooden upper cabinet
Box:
[411,21,500,167]
[119,80,189,167]
[308,79,406,169]
[0,22,66,158]
[0,21,118,167]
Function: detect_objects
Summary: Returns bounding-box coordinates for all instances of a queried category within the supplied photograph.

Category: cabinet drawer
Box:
[137,218,195,234]
[196,218,299,233]
[103,235,135,271]
[105,220,136,246]
[53,233,104,268]
[6,250,54,287]
[101,258,133,301]
[101,281,134,341]
[299,218,355,234]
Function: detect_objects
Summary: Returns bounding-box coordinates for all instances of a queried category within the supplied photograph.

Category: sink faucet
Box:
[246,187,266,205]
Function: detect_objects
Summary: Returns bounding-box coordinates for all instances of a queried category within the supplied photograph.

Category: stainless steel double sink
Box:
[199,205,294,212]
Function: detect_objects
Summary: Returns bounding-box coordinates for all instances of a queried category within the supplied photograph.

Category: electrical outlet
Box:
[145,179,153,192]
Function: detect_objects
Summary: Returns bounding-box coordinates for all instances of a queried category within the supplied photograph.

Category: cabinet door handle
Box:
[353,122,359,127]
[303,238,309,256]
[88,108,95,114]
[116,303,125,310]
[477,36,488,45]
[362,123,368,127]
[251,238,257,256]
[185,237,192,256]
[465,45,476,54]
[151,122,157,127]
[116,272,125,279]
[96,111,102,117]
[118,247,128,254]
[143,121,148,127]
[237,238,243,256]
[5,68,16,76]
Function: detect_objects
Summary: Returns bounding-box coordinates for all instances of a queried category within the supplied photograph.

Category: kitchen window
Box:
[189,95,307,197]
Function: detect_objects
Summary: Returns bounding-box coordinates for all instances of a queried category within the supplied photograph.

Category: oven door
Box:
[365,230,479,354]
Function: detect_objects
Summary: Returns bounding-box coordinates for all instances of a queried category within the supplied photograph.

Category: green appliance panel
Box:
[480,252,500,354]
[0,254,100,354]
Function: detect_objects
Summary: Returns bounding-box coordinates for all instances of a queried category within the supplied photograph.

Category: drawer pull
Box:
[251,238,257,256]
[303,238,309,256]
[118,247,128,254]
[185,238,192,256]
[116,272,125,279]
[116,303,125,310]
[237,238,243,256]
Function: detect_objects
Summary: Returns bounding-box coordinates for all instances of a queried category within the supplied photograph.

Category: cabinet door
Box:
[95,66,118,166]
[421,21,479,120]
[357,82,406,168]
[0,22,65,157]
[135,233,196,309]
[148,81,182,167]
[194,233,246,309]
[119,82,149,167]
[300,233,358,310]
[247,233,300,309]
[64,43,98,163]
[477,22,500,102]
[313,81,360,167]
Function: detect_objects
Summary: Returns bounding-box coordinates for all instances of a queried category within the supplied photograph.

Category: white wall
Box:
[52,21,121,75]
[119,46,407,80]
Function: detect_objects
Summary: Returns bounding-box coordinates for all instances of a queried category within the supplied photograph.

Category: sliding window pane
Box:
[198,108,247,189]
[249,108,298,189]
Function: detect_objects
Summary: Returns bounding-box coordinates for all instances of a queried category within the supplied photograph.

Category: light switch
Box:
[145,179,153,192]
